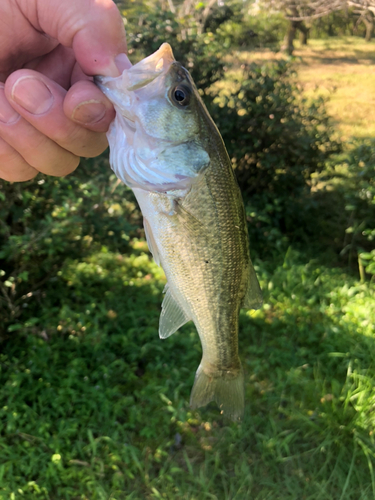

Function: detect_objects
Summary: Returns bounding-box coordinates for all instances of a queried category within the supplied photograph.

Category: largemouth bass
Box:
[96,44,262,421]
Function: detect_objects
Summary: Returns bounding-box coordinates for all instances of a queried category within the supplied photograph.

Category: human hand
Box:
[0,0,128,182]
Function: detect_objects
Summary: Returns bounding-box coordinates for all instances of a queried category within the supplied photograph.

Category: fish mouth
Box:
[94,75,135,123]
[95,43,176,123]
[95,43,175,94]
[125,43,175,91]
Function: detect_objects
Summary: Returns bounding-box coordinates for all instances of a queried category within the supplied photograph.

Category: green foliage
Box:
[214,19,250,47]
[341,140,375,278]
[310,11,361,39]
[203,1,244,33]
[244,11,287,48]
[209,61,341,253]
[213,62,339,196]
[204,2,258,48]
[211,10,285,49]
[0,157,140,337]
[127,9,226,92]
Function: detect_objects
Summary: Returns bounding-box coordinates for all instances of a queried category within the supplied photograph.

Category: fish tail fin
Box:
[190,362,244,422]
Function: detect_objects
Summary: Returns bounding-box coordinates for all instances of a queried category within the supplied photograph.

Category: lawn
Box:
[232,36,375,140]
[1,36,375,499]
[294,37,375,141]
[1,249,375,499]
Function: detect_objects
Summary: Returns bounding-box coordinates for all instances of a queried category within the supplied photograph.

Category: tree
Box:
[349,1,375,40]
[261,0,375,53]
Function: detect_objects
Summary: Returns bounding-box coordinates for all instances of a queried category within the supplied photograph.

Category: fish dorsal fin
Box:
[242,262,263,310]
[143,217,160,266]
[159,286,191,339]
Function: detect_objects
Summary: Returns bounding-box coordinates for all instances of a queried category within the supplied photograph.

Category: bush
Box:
[203,1,244,33]
[0,157,140,339]
[208,61,341,254]
[245,11,287,48]
[341,139,375,278]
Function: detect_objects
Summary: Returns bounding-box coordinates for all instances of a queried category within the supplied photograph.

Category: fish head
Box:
[95,43,212,193]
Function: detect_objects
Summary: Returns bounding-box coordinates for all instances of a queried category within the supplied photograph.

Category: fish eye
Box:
[171,85,191,107]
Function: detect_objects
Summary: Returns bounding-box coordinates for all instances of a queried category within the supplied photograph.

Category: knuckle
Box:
[59,129,108,158]
[56,154,80,176]
[79,134,108,158]
[0,145,37,181]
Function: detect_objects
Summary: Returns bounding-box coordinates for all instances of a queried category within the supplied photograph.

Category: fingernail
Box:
[11,77,54,115]
[115,53,132,72]
[0,85,19,124]
[72,100,106,124]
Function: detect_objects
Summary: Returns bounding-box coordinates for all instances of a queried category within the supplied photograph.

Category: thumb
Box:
[28,0,127,76]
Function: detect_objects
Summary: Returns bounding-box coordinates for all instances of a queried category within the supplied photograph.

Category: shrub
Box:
[244,11,287,48]
[0,157,139,339]
[341,139,375,278]
[208,61,341,254]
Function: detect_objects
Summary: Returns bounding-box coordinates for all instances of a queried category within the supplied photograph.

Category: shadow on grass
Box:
[299,52,375,65]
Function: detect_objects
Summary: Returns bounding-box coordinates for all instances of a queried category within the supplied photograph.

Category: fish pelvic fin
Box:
[159,286,191,339]
[190,362,244,422]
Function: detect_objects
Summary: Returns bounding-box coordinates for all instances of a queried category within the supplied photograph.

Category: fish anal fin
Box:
[143,217,160,266]
[159,288,191,339]
[242,262,263,310]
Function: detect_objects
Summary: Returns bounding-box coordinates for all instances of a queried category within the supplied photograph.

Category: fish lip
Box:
[122,45,175,92]
[95,43,176,93]
[94,76,136,124]
[129,43,175,87]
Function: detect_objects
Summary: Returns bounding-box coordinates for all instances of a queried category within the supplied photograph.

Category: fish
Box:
[95,43,262,421]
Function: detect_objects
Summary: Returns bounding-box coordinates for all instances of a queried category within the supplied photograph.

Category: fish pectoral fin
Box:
[159,288,191,339]
[173,201,204,235]
[242,262,263,310]
[143,217,160,266]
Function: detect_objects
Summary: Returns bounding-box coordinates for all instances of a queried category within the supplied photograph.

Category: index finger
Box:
[19,0,127,76]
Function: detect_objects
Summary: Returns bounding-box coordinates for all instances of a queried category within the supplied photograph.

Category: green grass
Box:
[1,247,375,499]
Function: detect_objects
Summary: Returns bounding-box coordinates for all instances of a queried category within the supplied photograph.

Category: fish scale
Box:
[95,43,262,421]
